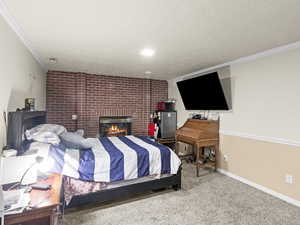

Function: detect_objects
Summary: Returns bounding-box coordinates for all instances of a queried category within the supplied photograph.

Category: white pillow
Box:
[26,124,66,140]
[27,131,60,145]
[75,129,84,137]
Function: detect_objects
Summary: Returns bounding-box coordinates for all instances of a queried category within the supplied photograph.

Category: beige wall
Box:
[218,135,300,202]
[221,48,300,141]
[0,15,46,149]
[169,47,300,202]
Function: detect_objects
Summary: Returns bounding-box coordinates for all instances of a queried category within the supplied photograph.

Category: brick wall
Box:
[46,71,168,137]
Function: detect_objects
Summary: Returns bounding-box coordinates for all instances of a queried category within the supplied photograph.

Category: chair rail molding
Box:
[220,130,300,147]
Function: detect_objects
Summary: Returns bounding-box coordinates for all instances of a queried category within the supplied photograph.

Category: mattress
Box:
[23,135,181,183]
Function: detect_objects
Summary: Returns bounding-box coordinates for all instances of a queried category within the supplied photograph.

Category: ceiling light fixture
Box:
[140,48,155,57]
[48,58,57,64]
[145,71,152,75]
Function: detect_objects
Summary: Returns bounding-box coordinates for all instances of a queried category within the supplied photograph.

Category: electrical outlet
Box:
[72,114,78,120]
[224,154,229,161]
[285,174,293,184]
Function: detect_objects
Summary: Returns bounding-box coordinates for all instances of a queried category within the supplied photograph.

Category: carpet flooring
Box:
[63,163,300,225]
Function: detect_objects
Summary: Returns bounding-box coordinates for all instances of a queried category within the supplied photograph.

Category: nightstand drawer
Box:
[5,206,58,225]
[9,217,49,225]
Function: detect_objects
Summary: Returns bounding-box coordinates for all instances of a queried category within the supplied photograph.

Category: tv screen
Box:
[176,72,229,110]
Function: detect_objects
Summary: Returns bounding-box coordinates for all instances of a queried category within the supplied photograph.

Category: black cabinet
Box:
[6,111,46,152]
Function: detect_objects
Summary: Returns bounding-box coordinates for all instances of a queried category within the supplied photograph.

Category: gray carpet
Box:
[63,163,300,225]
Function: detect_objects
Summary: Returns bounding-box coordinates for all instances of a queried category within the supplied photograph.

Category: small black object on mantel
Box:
[192,114,202,120]
[192,114,208,120]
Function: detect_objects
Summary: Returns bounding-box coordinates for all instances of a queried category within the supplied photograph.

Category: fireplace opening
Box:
[99,116,132,137]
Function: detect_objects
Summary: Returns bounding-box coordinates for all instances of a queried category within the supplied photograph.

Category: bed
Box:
[7,111,182,208]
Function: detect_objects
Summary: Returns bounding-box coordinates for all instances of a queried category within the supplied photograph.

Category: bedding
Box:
[64,176,107,204]
[26,131,61,145]
[63,173,172,204]
[25,124,66,138]
[25,124,67,145]
[24,135,181,183]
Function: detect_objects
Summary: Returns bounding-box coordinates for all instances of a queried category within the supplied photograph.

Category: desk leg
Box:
[175,141,180,155]
[196,146,200,177]
[192,145,196,162]
[214,144,218,172]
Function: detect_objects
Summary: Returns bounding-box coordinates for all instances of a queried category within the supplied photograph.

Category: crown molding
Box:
[0,0,47,72]
[177,40,300,82]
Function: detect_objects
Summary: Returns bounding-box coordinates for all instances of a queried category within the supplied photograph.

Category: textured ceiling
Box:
[4,0,300,79]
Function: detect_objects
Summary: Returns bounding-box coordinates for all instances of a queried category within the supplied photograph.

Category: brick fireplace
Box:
[46,71,168,137]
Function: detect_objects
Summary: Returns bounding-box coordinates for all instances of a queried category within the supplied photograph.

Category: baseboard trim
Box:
[220,130,300,147]
[217,168,300,208]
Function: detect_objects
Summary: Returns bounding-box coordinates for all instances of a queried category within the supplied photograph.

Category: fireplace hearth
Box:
[99,116,132,137]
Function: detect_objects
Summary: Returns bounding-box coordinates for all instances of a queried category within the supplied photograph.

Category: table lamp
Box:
[8,156,44,190]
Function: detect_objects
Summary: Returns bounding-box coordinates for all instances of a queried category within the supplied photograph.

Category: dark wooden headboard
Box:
[6,111,47,154]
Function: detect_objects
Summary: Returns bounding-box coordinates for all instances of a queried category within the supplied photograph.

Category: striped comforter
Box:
[46,135,181,182]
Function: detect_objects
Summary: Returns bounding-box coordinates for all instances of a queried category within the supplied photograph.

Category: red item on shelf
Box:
[157,102,166,111]
[148,122,155,136]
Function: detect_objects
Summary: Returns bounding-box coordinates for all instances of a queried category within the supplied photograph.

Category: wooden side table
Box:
[4,174,62,225]
[157,138,176,150]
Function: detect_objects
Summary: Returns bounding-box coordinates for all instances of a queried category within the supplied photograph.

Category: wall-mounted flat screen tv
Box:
[176,72,229,110]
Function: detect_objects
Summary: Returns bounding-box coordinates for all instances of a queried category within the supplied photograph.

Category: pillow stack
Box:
[26,124,95,149]
[25,124,66,145]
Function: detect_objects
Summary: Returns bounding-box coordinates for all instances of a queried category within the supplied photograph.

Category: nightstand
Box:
[4,174,62,225]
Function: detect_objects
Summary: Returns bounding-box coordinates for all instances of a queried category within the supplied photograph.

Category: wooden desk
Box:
[175,119,219,176]
[4,174,62,225]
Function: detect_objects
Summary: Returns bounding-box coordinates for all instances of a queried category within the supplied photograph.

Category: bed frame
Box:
[65,167,181,208]
[9,110,182,209]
